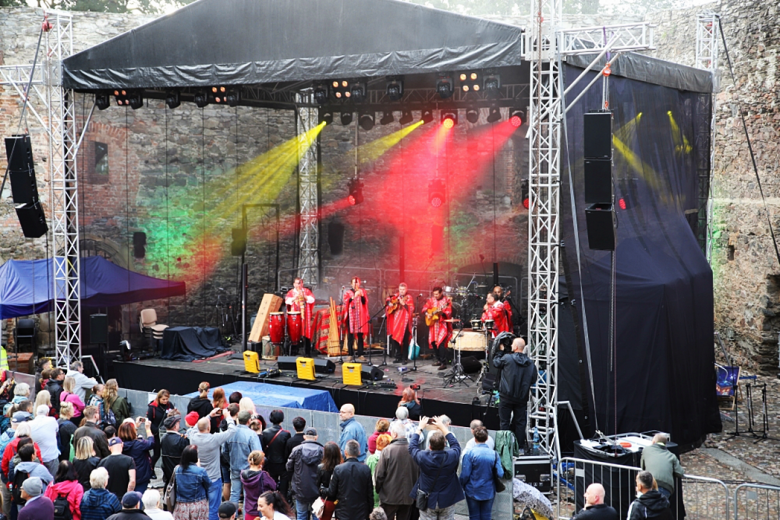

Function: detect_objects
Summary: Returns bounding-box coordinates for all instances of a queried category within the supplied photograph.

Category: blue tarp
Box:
[0,256,186,319]
[184,381,338,413]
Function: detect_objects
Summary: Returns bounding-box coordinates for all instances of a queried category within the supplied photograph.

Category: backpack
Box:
[53,491,73,520]
[11,468,29,504]
[101,402,117,428]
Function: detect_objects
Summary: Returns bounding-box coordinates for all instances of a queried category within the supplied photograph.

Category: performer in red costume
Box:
[285,277,316,356]
[343,276,370,361]
[493,285,513,328]
[482,293,510,337]
[386,283,415,364]
[422,287,453,370]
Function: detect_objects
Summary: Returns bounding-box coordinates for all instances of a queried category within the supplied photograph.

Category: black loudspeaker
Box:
[461,356,483,374]
[584,112,612,159]
[361,365,384,381]
[584,159,612,204]
[277,356,298,371]
[90,314,108,344]
[5,135,39,205]
[314,358,335,374]
[328,221,344,256]
[15,202,48,238]
[585,204,615,250]
[231,228,247,257]
[133,232,146,259]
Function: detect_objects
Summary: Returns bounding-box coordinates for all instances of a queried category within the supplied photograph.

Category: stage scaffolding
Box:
[296,92,320,287]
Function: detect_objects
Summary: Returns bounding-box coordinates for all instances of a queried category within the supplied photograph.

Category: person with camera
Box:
[492,337,537,450]
[408,416,463,520]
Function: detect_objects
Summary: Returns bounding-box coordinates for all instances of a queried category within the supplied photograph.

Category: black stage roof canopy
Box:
[62,0,527,91]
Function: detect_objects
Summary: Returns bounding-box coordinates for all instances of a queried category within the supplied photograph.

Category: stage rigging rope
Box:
[125,107,131,293]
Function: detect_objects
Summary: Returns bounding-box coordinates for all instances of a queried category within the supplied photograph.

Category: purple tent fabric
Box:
[0,256,185,319]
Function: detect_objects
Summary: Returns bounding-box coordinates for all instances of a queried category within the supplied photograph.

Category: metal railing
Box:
[734,483,780,520]
[680,474,730,520]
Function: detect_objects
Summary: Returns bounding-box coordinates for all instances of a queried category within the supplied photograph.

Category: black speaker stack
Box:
[4,134,47,238]
[583,112,615,251]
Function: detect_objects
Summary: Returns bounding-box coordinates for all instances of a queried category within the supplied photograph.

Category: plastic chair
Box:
[139,308,168,351]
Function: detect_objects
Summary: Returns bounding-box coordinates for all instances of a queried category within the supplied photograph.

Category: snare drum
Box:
[287,311,302,345]
[454,331,487,351]
[269,312,285,344]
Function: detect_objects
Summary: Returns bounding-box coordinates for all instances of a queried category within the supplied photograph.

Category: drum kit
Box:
[268,310,303,354]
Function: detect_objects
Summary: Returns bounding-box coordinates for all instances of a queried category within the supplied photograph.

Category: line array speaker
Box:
[584,159,612,205]
[583,112,612,159]
[15,202,48,238]
[90,314,108,344]
[5,135,40,205]
[585,204,616,251]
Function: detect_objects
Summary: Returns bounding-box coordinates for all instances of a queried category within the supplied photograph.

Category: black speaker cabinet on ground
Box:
[314,358,335,374]
[277,356,298,371]
[15,202,48,238]
[584,159,612,204]
[461,356,483,374]
[90,314,108,344]
[584,112,612,159]
[585,204,615,251]
[361,365,384,381]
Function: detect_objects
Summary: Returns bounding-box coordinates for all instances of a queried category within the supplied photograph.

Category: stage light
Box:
[466,108,479,124]
[113,89,142,109]
[386,78,404,101]
[487,106,501,123]
[428,179,445,207]
[521,180,529,209]
[332,81,339,89]
[342,81,348,88]
[165,91,180,109]
[359,112,375,131]
[483,74,501,96]
[618,198,627,210]
[320,111,334,125]
[462,85,470,92]
[335,91,343,99]
[380,111,395,125]
[214,88,240,106]
[510,109,524,127]
[421,110,434,124]
[470,72,478,81]
[441,110,457,128]
[226,90,240,107]
[459,73,467,81]
[313,83,329,105]
[436,75,454,99]
[96,93,110,111]
[127,92,143,110]
[348,178,364,205]
[399,110,413,125]
[350,82,367,103]
[194,91,209,108]
[340,111,353,125]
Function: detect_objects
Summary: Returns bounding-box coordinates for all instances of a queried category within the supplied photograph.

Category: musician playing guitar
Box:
[386,283,415,364]
[343,276,370,361]
[482,292,511,337]
[422,287,453,370]
[284,277,316,356]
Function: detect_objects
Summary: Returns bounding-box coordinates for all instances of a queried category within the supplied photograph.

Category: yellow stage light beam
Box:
[613,112,642,143]
[356,120,424,165]
[667,111,692,154]
[612,134,673,206]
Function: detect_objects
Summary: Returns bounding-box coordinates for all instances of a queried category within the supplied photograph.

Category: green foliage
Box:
[22,0,197,15]
[0,0,27,6]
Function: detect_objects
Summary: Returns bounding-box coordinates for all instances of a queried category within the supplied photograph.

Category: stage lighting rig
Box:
[483,73,501,97]
[399,110,413,125]
[380,111,395,125]
[165,91,180,109]
[386,77,404,101]
[521,179,529,209]
[436,75,454,99]
[348,178,364,205]
[441,110,457,128]
[320,111,334,125]
[510,109,524,127]
[350,82,367,102]
[332,80,349,99]
[458,71,481,93]
[113,89,143,109]
[340,111,353,125]
[95,93,110,111]
[428,179,445,207]
[487,106,501,123]
[359,111,375,131]
[193,91,209,108]
[465,108,479,124]
[225,90,240,107]
[313,83,329,105]
[421,110,434,124]
[213,88,240,107]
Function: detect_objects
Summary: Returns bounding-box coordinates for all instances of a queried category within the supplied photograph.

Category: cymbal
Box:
[443,318,461,323]
[476,284,487,288]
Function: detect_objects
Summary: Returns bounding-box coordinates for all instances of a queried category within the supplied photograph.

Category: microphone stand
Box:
[336,286,346,364]
[364,303,388,367]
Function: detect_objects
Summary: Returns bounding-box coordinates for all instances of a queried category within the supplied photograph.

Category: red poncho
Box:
[422,296,452,346]
[285,287,316,339]
[386,293,414,343]
[343,288,370,334]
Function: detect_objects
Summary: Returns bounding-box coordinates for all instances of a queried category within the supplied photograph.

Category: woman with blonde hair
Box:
[61,376,86,426]
[104,378,131,424]
[73,436,100,490]
[57,401,77,461]
[34,389,53,415]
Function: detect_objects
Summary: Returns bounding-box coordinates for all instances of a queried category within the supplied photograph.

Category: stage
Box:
[112,347,502,430]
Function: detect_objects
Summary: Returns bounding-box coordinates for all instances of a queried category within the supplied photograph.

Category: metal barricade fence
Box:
[734,483,780,520]
[678,474,730,520]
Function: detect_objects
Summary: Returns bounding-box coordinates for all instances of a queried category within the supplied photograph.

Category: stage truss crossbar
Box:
[296,92,319,287]
[525,0,654,459]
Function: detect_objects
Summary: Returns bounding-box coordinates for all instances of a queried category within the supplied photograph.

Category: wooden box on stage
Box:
[249,294,284,343]
[342,362,363,386]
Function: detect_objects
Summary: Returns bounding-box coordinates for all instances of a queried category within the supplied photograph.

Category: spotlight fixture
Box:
[320,111,334,125]
[95,93,110,111]
[225,90,240,107]
[435,75,454,99]
[380,111,395,125]
[348,178,364,205]
[487,106,501,123]
[386,77,404,101]
[421,110,434,124]
[521,180,529,209]
[340,111,353,125]
[441,110,457,129]
[113,89,142,109]
[332,80,349,99]
[165,91,180,110]
[465,108,479,124]
[399,110,413,125]
[510,109,524,127]
[313,83,329,105]
[428,179,445,208]
[459,71,481,93]
[359,112,375,131]
[193,91,209,108]
[349,82,367,103]
[214,88,240,107]
[483,74,501,97]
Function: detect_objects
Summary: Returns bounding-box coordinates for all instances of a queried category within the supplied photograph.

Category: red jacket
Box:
[2,437,43,479]
[44,479,84,520]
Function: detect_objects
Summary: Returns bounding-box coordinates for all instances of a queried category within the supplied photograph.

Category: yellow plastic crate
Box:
[296,357,316,381]
[342,362,363,386]
[243,350,260,374]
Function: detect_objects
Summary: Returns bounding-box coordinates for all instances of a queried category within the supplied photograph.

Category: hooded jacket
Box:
[286,440,324,502]
[627,490,673,520]
[186,396,213,419]
[240,468,276,517]
[146,400,174,437]
[44,478,84,520]
[492,349,537,404]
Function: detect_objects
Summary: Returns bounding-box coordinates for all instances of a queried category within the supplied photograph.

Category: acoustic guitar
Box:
[425,307,441,327]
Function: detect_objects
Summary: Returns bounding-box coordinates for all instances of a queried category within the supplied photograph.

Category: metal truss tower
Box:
[695,12,720,262]
[296,93,320,287]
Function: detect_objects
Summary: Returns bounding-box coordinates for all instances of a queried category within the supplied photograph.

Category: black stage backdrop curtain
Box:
[559,62,721,450]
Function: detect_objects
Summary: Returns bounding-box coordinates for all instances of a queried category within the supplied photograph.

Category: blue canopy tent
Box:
[0,256,186,319]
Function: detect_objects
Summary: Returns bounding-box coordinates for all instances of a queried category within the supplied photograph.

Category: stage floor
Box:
[113,348,500,429]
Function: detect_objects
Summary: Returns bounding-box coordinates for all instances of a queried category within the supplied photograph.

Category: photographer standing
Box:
[492,337,537,449]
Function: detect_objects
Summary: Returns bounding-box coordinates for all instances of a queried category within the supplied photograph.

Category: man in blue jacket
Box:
[224,411,262,506]
[338,404,367,462]
[408,416,464,520]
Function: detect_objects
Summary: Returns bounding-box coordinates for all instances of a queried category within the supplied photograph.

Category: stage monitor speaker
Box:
[314,358,335,374]
[584,159,612,204]
[584,112,612,159]
[90,314,108,344]
[361,365,384,381]
[277,356,298,371]
[328,221,345,256]
[15,202,48,238]
[585,204,615,251]
[461,356,483,374]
